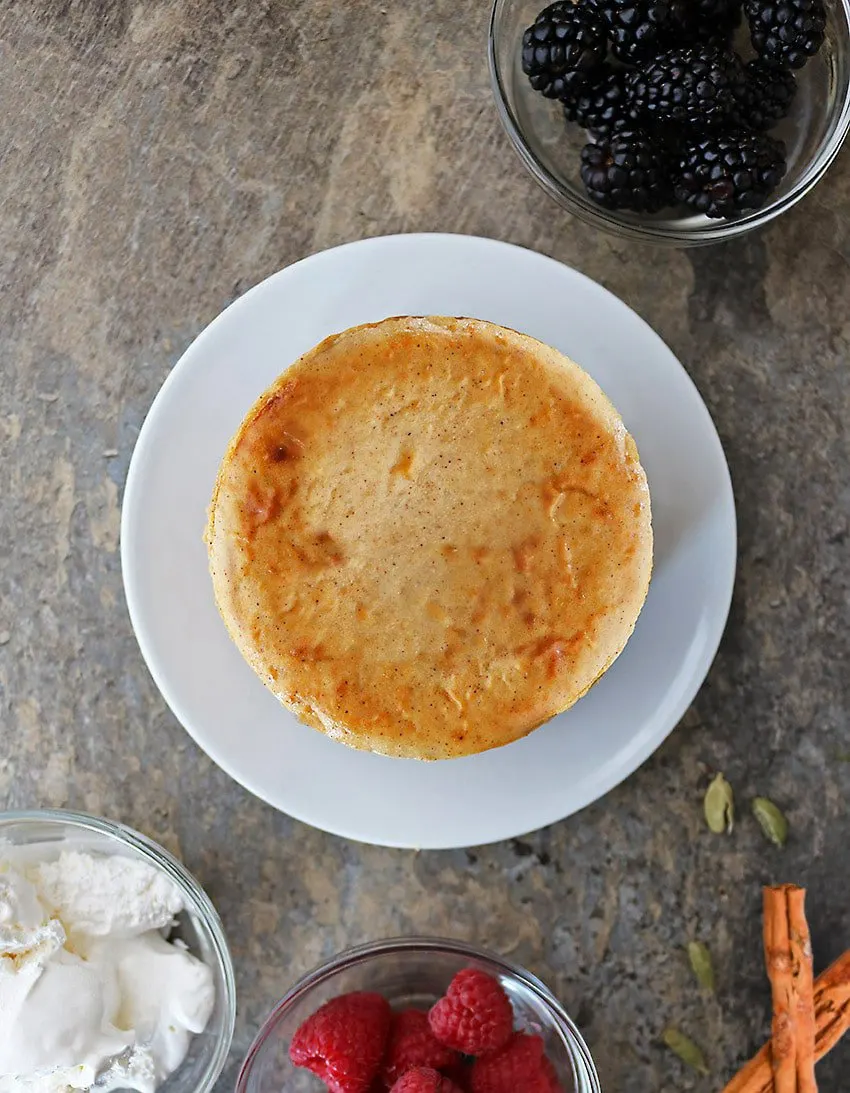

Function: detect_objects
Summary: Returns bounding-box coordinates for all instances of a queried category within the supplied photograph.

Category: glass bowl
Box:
[0,808,236,1093]
[236,937,599,1093]
[489,0,850,245]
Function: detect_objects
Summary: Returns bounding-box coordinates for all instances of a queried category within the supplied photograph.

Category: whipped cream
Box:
[0,842,215,1093]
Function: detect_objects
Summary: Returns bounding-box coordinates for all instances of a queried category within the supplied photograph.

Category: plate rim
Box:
[121,232,737,848]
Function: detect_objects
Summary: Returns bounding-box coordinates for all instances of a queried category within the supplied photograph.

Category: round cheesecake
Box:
[206,316,652,760]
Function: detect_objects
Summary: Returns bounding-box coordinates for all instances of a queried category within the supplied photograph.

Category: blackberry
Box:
[744,0,826,68]
[522,1,608,100]
[563,65,631,136]
[737,58,797,129]
[673,129,787,217]
[627,44,746,127]
[580,128,674,211]
[587,0,675,62]
[670,0,743,43]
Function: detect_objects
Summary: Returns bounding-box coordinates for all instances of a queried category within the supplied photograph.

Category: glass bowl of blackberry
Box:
[489,0,850,244]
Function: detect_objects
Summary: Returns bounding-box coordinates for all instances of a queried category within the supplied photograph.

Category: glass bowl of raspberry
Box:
[489,0,850,245]
[235,937,599,1093]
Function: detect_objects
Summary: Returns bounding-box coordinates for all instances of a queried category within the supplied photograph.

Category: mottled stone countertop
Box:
[2,2,849,1090]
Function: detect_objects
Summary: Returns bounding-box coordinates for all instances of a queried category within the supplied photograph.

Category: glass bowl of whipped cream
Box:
[0,808,235,1093]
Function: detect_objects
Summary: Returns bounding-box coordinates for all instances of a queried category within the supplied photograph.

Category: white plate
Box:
[121,234,736,850]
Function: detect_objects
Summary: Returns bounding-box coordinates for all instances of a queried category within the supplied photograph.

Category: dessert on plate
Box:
[206,315,652,759]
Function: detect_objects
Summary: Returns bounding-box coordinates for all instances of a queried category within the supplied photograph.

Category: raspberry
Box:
[380,1010,460,1087]
[290,991,392,1093]
[470,1034,563,1093]
[429,969,514,1056]
[441,1061,473,1091]
[389,1069,464,1093]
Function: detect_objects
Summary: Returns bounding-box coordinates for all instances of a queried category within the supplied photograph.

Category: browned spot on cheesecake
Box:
[513,538,540,574]
[390,449,415,479]
[243,482,281,532]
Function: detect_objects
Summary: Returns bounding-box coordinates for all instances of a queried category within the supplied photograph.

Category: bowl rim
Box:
[0,807,237,1093]
[236,935,600,1093]
[488,0,850,246]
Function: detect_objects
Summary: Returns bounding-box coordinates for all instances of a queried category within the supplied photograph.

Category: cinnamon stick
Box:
[721,949,850,1093]
[764,886,799,1093]
[787,887,816,1092]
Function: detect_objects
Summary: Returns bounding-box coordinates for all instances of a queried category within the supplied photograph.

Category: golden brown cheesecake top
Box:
[206,316,652,759]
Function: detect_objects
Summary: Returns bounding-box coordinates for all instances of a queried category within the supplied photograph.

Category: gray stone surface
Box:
[1,2,849,1090]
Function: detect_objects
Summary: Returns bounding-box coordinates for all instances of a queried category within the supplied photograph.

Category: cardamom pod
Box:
[704,773,734,834]
[752,796,788,847]
[687,940,715,992]
[662,1027,709,1075]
